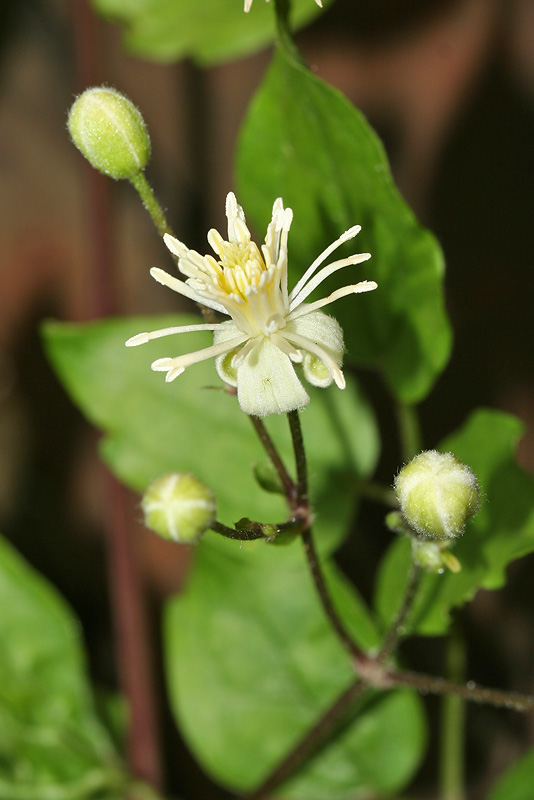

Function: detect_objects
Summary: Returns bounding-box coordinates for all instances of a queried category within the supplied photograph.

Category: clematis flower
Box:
[244,0,322,12]
[126,192,376,417]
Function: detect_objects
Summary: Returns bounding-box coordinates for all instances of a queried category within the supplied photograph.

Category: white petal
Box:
[236,338,309,417]
[285,311,345,389]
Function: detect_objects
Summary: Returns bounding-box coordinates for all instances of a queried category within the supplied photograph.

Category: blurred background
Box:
[1,0,533,797]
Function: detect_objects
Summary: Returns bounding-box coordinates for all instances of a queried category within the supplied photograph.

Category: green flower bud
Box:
[412,539,461,574]
[68,87,150,179]
[394,450,480,539]
[142,473,216,544]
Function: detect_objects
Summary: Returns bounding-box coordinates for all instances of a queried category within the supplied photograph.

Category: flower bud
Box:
[67,87,150,179]
[412,539,461,574]
[394,450,480,539]
[142,473,216,544]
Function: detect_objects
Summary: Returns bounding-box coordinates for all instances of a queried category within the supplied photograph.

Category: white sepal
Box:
[236,338,309,417]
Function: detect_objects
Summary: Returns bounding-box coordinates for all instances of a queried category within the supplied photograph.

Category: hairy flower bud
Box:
[142,473,216,544]
[394,450,480,539]
[67,87,150,179]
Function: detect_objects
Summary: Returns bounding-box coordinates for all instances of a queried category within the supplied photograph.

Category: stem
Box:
[243,679,368,800]
[301,528,367,663]
[129,171,172,238]
[287,410,308,507]
[130,168,216,324]
[287,410,366,662]
[396,402,422,462]
[211,520,267,541]
[212,519,303,541]
[377,562,421,663]
[272,0,305,64]
[249,416,294,501]
[440,630,467,800]
[388,668,534,712]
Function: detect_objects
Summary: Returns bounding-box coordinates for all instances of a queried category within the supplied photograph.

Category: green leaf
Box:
[165,539,426,798]
[0,534,125,799]
[43,315,379,556]
[237,48,451,403]
[90,0,330,65]
[486,751,534,800]
[375,409,534,636]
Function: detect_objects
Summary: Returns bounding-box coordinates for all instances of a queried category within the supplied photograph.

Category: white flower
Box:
[244,0,322,12]
[126,192,376,417]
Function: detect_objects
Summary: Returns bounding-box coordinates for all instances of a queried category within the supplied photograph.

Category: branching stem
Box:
[242,678,368,800]
[388,669,534,712]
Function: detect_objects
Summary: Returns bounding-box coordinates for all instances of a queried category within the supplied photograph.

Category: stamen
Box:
[283,330,346,388]
[287,280,378,322]
[289,252,371,311]
[150,267,228,315]
[271,333,303,363]
[150,332,248,377]
[232,336,260,368]
[126,322,222,347]
[289,224,362,302]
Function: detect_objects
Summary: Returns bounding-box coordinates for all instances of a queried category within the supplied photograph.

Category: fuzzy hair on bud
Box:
[68,86,150,179]
[394,450,480,540]
[142,473,216,544]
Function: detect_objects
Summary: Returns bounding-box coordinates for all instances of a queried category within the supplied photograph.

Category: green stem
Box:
[130,170,217,324]
[396,402,422,462]
[377,562,420,663]
[440,629,467,800]
[272,0,305,64]
[129,171,172,238]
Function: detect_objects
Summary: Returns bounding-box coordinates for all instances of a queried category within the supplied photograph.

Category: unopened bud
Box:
[68,87,150,179]
[142,473,216,544]
[412,539,461,574]
[394,450,480,540]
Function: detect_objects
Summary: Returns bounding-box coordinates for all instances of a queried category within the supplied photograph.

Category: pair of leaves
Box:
[0,534,126,800]
[375,408,534,636]
[91,0,330,65]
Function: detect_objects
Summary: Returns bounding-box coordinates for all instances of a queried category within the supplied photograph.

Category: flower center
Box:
[216,241,268,302]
